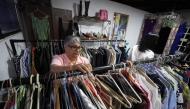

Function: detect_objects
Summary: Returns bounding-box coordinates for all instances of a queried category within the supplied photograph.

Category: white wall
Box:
[51,0,149,48]
[0,32,25,80]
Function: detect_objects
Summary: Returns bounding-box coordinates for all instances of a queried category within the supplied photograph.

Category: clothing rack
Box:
[10,39,125,55]
[0,63,127,88]
[133,53,185,64]
[1,53,185,88]
[144,12,187,20]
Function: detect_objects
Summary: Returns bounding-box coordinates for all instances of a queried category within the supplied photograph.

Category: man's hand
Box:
[72,63,92,73]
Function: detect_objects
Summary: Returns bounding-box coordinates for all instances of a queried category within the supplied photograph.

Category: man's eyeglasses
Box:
[68,45,82,51]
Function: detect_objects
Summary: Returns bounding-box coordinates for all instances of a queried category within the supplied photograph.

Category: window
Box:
[0,0,20,39]
[177,26,190,52]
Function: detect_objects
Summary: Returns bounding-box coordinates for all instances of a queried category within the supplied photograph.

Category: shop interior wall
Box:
[0,0,149,80]
[51,0,149,48]
[0,32,26,80]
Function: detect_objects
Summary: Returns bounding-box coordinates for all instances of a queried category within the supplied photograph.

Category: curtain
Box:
[0,0,20,34]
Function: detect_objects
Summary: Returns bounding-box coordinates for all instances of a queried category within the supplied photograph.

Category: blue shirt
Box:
[141,64,177,109]
[158,70,176,109]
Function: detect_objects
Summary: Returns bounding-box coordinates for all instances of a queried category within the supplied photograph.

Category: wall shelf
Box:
[75,16,111,24]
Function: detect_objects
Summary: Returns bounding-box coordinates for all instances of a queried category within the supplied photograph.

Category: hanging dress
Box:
[169,22,187,55]
[141,18,156,40]
[30,13,50,46]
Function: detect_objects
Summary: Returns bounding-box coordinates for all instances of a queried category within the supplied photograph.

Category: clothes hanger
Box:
[95,65,132,108]
[36,74,42,109]
[82,73,107,109]
[2,78,14,108]
[130,61,139,75]
[26,39,32,48]
[28,6,49,18]
[125,61,133,74]
[111,64,133,108]
[55,10,70,23]
[97,40,105,55]
[0,80,5,92]
[12,78,23,109]
[120,62,142,103]
[113,64,140,103]
[56,73,67,109]
[115,41,122,54]
[29,74,37,109]
[80,76,103,109]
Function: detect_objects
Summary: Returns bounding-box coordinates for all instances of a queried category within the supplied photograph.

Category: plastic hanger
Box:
[26,39,32,48]
[55,10,70,23]
[30,75,34,85]
[111,64,133,108]
[12,78,23,109]
[0,80,12,104]
[29,74,37,109]
[130,61,138,74]
[0,80,5,91]
[83,74,107,109]
[98,41,105,55]
[2,79,14,108]
[36,74,42,109]
[120,62,142,103]
[95,65,132,108]
[114,40,122,54]
[36,74,40,85]
[29,6,49,17]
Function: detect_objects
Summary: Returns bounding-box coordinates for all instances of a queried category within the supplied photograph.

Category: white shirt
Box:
[78,88,97,109]
[140,75,161,109]
[128,45,154,61]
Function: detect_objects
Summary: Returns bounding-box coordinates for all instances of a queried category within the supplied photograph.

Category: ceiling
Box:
[111,0,190,13]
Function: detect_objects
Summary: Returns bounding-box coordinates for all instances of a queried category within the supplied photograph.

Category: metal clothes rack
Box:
[0,63,127,88]
[0,53,185,88]
[144,12,187,20]
[133,54,185,64]
[10,39,125,55]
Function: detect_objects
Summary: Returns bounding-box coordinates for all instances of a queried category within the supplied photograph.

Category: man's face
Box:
[64,40,81,59]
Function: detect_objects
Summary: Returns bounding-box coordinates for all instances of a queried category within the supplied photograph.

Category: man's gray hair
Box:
[64,36,81,46]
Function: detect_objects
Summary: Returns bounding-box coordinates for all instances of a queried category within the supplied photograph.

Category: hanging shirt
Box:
[78,87,97,109]
[141,18,157,40]
[170,22,187,55]
[30,13,50,42]
[22,48,30,77]
[162,18,176,28]
[51,53,89,66]
[158,69,177,109]
[164,66,184,108]
[128,45,154,61]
